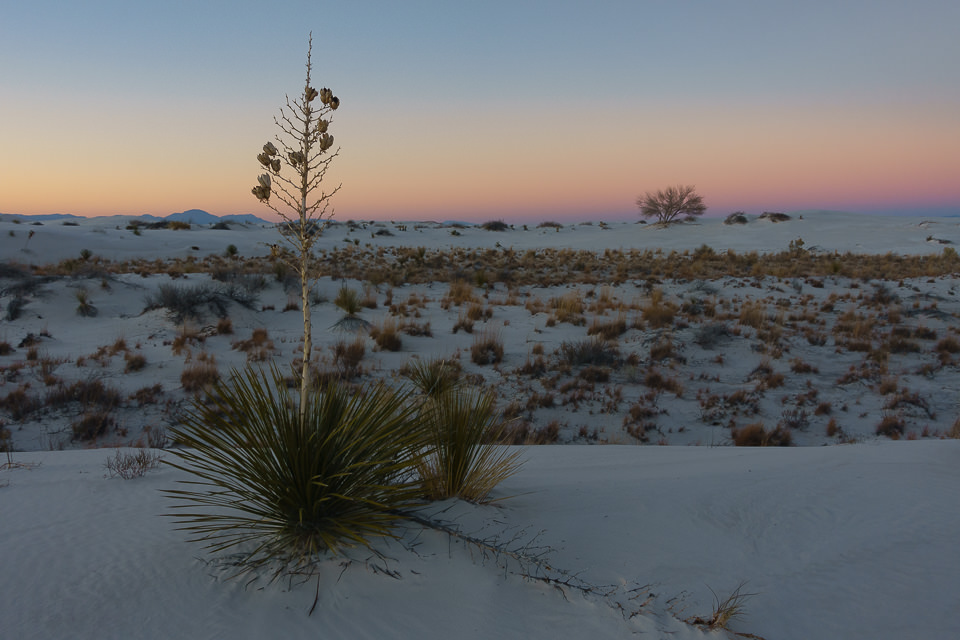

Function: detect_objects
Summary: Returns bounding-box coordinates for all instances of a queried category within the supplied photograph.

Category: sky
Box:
[2,0,959,223]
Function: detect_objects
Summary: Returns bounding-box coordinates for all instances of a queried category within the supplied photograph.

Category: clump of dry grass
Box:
[333,336,366,378]
[641,288,676,328]
[689,581,756,633]
[123,351,147,373]
[550,290,585,326]
[180,353,220,394]
[231,328,275,362]
[471,330,504,365]
[443,280,476,307]
[948,417,960,439]
[587,313,627,340]
[738,300,767,329]
[876,413,905,439]
[731,422,792,446]
[70,410,117,442]
[370,318,403,351]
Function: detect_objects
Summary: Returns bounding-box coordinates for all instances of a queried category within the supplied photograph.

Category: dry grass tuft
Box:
[731,422,792,446]
[471,330,504,365]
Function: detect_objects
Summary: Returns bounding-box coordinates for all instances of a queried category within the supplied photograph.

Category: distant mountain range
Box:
[0,209,270,225]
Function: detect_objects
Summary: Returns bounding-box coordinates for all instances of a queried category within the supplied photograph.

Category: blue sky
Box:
[2,1,958,221]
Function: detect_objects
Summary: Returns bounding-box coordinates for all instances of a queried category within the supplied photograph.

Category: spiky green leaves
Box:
[417,387,523,503]
[164,366,427,573]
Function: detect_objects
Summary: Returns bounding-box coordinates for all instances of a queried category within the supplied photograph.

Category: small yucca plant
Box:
[404,358,462,397]
[417,387,523,503]
[165,365,426,574]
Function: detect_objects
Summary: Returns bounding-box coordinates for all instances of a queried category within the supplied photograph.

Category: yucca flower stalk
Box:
[251,33,340,425]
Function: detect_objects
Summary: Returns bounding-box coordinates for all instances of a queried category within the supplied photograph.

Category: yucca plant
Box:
[404,358,462,397]
[164,365,426,574]
[417,387,523,503]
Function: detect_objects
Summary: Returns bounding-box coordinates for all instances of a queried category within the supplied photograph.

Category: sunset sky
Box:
[2,1,958,222]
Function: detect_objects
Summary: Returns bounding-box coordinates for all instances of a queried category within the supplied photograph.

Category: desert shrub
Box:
[641,288,676,328]
[480,219,509,231]
[47,379,122,411]
[445,280,476,306]
[123,352,147,372]
[370,318,402,352]
[537,221,563,229]
[0,386,41,421]
[216,317,234,335]
[333,337,366,378]
[105,448,163,479]
[875,413,905,439]
[5,296,26,321]
[417,387,523,502]
[232,328,275,362]
[180,357,220,394]
[649,337,682,363]
[165,367,426,573]
[738,300,767,329]
[500,420,560,444]
[579,365,611,383]
[403,358,462,397]
[724,212,748,225]
[71,410,116,441]
[131,384,164,406]
[643,369,683,396]
[948,418,960,439]
[75,288,97,317]
[587,314,627,340]
[694,323,729,349]
[636,185,706,224]
[144,283,257,323]
[758,212,791,222]
[550,290,585,325]
[0,341,12,356]
[334,285,362,315]
[731,422,792,446]
[935,336,960,358]
[168,220,191,230]
[471,330,504,365]
[560,336,619,367]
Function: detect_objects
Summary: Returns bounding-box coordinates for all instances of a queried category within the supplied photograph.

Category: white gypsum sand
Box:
[2,210,960,639]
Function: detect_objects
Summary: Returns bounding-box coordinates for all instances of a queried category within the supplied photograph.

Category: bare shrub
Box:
[636,184,706,224]
[560,336,619,367]
[105,448,163,479]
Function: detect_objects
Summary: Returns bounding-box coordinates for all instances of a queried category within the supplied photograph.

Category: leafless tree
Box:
[637,185,706,224]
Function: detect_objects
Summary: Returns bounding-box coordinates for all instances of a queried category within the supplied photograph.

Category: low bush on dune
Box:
[731,422,792,446]
[144,283,258,323]
[480,219,509,231]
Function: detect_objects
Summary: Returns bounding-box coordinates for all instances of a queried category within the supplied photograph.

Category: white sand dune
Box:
[2,211,960,639]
